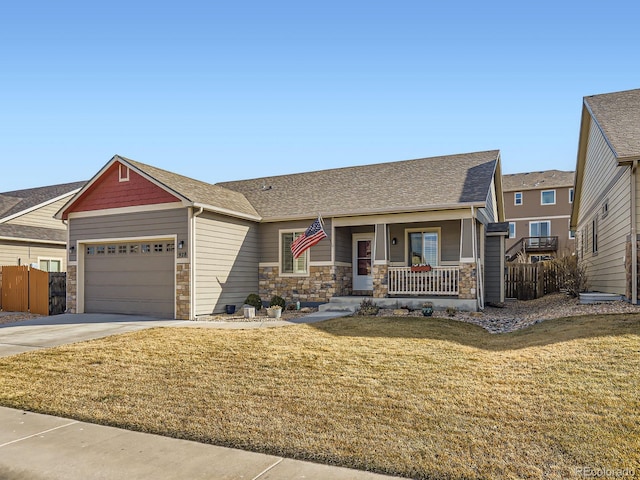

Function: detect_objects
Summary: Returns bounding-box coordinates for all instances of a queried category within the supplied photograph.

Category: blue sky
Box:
[1,0,638,191]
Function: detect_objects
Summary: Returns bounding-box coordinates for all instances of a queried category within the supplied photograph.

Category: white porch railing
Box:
[388,266,460,295]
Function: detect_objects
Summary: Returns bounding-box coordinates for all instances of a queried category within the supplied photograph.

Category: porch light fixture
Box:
[69,245,75,254]
[391,237,397,245]
[178,241,184,249]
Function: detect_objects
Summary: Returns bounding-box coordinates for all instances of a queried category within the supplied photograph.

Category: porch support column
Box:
[372,223,389,298]
[459,217,478,303]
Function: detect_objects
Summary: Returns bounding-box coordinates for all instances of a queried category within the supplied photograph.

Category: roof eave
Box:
[3,188,82,224]
[55,155,193,220]
[571,104,592,229]
[0,236,66,245]
[193,203,262,222]
[260,202,487,223]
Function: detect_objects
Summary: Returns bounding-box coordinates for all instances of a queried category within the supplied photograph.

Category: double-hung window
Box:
[541,190,556,205]
[281,231,308,274]
[509,222,516,239]
[514,192,523,205]
[408,229,439,266]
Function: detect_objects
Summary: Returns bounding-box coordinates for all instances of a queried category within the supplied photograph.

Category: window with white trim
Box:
[514,192,523,205]
[39,258,61,272]
[569,188,574,203]
[592,217,598,253]
[281,231,308,274]
[509,222,516,239]
[408,229,439,266]
[541,190,556,205]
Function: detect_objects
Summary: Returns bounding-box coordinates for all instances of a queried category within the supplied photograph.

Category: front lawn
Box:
[0,315,639,479]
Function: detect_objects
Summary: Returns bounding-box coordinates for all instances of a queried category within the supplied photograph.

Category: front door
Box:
[353,234,374,291]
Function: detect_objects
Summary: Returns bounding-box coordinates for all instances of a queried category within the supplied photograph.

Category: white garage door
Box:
[84,240,175,318]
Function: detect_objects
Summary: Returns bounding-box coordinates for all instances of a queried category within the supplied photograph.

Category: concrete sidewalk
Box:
[0,407,403,480]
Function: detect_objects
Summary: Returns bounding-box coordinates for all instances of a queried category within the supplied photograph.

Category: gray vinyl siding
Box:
[389,220,460,264]
[484,236,503,303]
[577,121,630,295]
[477,178,497,225]
[7,198,69,230]
[68,208,188,263]
[195,212,259,315]
[259,219,332,263]
[0,241,67,270]
[334,226,352,263]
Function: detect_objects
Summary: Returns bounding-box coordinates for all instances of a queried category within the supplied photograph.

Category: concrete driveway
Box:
[0,314,183,358]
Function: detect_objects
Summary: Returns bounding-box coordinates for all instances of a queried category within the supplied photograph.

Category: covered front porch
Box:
[331,211,485,310]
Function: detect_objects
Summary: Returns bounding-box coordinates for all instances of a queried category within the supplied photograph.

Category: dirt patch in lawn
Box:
[0,314,638,479]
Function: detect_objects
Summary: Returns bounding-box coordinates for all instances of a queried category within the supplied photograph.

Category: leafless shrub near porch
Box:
[551,254,589,297]
[355,298,379,316]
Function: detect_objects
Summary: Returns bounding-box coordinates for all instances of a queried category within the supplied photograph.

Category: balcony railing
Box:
[505,236,559,261]
[388,266,460,295]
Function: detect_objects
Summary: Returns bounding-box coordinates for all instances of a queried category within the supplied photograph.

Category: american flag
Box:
[291,217,327,259]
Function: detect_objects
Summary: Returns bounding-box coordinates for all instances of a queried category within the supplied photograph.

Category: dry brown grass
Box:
[1,315,639,479]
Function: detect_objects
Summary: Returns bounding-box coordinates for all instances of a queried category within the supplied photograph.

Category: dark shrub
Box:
[270,295,286,309]
[244,293,263,311]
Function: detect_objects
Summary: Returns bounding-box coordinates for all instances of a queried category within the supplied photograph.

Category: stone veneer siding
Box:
[372,263,388,298]
[259,265,352,304]
[66,264,77,313]
[458,262,477,300]
[176,263,191,319]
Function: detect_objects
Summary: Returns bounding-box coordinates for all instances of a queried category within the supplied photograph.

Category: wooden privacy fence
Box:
[505,261,562,300]
[0,266,66,315]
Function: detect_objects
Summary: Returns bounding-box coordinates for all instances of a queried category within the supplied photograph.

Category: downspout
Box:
[632,161,638,304]
[471,206,483,310]
[190,206,204,319]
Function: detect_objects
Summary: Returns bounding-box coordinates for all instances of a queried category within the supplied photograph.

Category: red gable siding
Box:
[63,162,181,219]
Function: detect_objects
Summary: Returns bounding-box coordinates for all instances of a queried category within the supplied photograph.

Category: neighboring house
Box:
[56,151,505,319]
[0,181,85,310]
[571,88,640,303]
[503,170,576,262]
[0,182,85,271]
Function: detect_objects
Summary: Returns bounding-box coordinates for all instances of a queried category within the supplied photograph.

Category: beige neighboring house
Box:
[503,170,576,262]
[0,182,85,271]
[0,181,85,308]
[571,88,640,302]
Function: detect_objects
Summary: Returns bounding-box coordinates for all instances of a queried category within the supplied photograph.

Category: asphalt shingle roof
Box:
[0,181,86,220]
[0,224,66,243]
[218,150,500,220]
[119,156,260,219]
[502,170,574,192]
[584,88,640,160]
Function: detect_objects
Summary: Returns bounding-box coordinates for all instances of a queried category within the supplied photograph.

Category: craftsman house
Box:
[571,88,640,302]
[57,151,505,319]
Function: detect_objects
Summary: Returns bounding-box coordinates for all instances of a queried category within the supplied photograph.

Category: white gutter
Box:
[632,161,638,304]
[192,202,261,222]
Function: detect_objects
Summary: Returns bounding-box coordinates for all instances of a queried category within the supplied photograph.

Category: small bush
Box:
[552,255,588,297]
[270,295,286,309]
[356,299,379,316]
[244,293,263,311]
[445,306,457,317]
